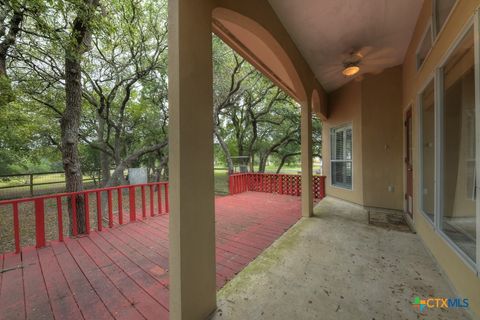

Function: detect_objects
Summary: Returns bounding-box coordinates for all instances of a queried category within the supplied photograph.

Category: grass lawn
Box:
[0,172,99,200]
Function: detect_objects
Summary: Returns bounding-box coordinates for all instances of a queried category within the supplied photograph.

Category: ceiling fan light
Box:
[342,65,360,77]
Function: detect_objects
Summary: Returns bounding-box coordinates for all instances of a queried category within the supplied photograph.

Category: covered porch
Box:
[167,0,480,318]
[213,197,470,320]
[0,0,479,318]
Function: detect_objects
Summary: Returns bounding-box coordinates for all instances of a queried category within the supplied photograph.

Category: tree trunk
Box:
[258,153,268,173]
[159,154,169,180]
[0,9,23,106]
[63,54,86,235]
[62,0,100,235]
[250,153,255,172]
[97,112,111,186]
[214,129,234,174]
[276,152,301,174]
[105,142,168,187]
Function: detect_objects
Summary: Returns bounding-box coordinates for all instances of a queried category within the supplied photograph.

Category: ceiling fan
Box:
[322,46,398,80]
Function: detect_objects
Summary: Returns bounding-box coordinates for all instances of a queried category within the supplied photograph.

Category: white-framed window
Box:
[417,14,479,270]
[330,124,353,189]
[433,0,458,37]
[416,23,433,70]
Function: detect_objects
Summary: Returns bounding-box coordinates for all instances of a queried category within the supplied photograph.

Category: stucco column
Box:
[168,1,216,319]
[301,100,313,217]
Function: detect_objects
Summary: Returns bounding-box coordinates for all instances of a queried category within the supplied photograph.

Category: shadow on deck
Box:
[0,192,301,320]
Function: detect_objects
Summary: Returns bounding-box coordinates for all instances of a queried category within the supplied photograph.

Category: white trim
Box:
[417,74,435,226]
[403,106,413,216]
[329,123,353,190]
[418,72,436,93]
[437,229,478,274]
[416,20,434,71]
[436,16,475,67]
[434,15,478,273]
[474,9,480,272]
[434,67,443,231]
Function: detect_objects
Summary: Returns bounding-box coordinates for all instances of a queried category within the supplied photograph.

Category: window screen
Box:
[331,125,353,189]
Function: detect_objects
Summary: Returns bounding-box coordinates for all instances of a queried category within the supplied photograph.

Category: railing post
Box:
[157,184,163,215]
[96,191,102,231]
[118,188,123,225]
[13,202,20,253]
[35,198,46,248]
[71,194,78,236]
[129,186,136,222]
[107,190,113,228]
[141,186,146,218]
[149,185,155,216]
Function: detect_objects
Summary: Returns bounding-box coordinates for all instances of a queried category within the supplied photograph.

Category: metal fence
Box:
[0,171,100,200]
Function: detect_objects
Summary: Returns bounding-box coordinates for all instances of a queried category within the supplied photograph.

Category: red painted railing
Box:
[0,182,169,254]
[229,173,326,199]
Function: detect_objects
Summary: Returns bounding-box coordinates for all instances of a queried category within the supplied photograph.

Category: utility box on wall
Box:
[128,168,148,185]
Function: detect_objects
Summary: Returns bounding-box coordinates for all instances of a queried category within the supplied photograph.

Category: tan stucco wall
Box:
[402,0,480,316]
[361,66,404,210]
[323,66,404,210]
[323,81,364,205]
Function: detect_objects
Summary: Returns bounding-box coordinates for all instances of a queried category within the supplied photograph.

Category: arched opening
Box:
[212,7,307,104]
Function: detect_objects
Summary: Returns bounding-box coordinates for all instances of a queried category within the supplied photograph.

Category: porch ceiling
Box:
[268,0,423,92]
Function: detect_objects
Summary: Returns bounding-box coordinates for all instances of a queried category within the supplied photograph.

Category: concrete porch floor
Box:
[211,197,473,320]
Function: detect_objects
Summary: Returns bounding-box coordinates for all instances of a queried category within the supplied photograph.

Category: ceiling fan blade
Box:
[319,65,344,79]
[356,46,374,58]
[362,47,396,61]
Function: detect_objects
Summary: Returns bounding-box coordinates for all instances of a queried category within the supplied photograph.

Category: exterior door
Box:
[405,108,413,216]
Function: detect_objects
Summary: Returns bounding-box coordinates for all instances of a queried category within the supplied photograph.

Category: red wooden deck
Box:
[0,192,301,320]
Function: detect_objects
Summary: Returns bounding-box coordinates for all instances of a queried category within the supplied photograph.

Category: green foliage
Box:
[213,35,323,172]
[0,76,15,106]
[0,0,321,178]
[0,99,60,174]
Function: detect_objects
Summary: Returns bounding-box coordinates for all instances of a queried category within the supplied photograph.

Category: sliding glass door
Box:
[439,27,476,262]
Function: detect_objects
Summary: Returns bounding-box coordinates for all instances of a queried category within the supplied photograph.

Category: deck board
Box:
[51,241,114,320]
[0,253,25,320]
[0,192,301,319]
[22,247,54,320]
[37,246,83,320]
